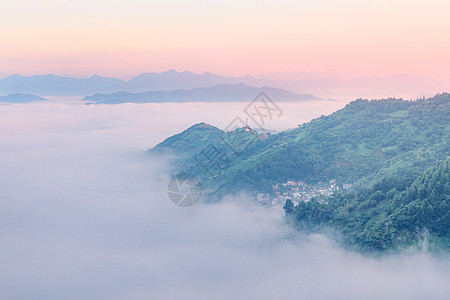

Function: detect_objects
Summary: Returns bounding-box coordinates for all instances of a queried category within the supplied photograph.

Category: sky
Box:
[1,101,449,299]
[1,0,450,78]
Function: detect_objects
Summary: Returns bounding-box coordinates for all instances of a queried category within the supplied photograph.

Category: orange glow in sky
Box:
[1,0,450,78]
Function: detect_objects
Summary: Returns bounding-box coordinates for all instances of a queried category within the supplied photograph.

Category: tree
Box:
[283,199,294,215]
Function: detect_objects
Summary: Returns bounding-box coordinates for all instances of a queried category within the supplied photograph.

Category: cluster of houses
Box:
[256,179,352,206]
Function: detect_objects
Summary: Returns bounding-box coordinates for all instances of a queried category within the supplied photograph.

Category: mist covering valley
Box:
[1,100,449,299]
[2,0,450,298]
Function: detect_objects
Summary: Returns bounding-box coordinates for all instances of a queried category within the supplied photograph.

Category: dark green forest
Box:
[284,158,449,252]
[151,93,449,251]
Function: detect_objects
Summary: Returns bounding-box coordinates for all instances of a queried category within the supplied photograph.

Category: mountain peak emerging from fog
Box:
[83,83,320,104]
[0,93,46,103]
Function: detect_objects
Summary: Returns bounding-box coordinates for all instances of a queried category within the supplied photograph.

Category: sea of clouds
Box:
[0,100,449,300]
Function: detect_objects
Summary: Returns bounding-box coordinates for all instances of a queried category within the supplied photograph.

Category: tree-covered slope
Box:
[150,122,265,180]
[284,158,450,252]
[151,94,449,195]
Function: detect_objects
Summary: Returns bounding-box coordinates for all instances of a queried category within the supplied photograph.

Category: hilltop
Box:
[84,83,319,104]
[152,93,449,195]
[0,93,46,103]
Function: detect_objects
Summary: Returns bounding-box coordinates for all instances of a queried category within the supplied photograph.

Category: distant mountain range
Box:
[0,69,448,100]
[0,70,254,97]
[83,83,319,104]
[0,93,46,103]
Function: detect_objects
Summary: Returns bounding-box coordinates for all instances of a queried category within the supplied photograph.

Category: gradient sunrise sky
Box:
[1,0,449,78]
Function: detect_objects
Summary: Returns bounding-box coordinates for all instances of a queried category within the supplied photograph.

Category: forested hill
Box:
[284,158,450,252]
[151,93,449,195]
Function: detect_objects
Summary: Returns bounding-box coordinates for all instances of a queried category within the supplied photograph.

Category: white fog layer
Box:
[0,101,449,299]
